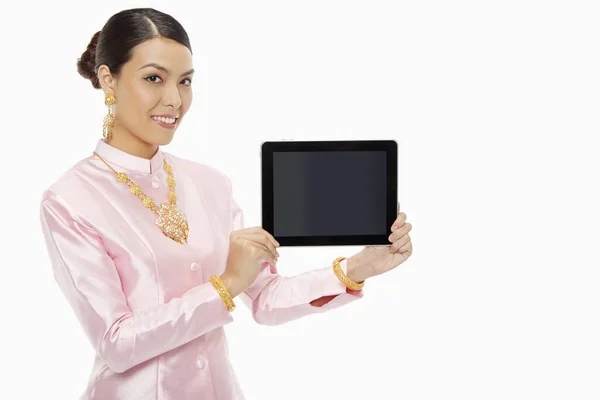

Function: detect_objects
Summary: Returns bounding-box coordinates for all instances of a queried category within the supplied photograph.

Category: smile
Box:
[152,115,178,124]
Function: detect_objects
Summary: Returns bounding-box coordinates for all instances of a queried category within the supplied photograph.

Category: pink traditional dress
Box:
[40,139,363,399]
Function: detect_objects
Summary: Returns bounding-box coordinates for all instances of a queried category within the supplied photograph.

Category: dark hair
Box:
[77,8,192,89]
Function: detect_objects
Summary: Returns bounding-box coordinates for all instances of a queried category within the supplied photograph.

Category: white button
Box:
[151,175,160,189]
[196,357,207,369]
[190,262,200,272]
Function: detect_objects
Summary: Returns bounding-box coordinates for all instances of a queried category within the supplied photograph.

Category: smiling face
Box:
[97,37,194,156]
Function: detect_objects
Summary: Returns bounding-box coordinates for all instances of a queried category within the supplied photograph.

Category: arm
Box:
[240,257,364,326]
[40,190,234,373]
[229,196,363,326]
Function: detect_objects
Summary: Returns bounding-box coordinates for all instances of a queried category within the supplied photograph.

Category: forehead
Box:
[126,37,193,73]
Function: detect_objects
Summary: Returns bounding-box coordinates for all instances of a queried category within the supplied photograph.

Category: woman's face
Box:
[100,37,194,147]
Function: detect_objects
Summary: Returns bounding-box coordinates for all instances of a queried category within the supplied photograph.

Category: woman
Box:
[39,8,413,400]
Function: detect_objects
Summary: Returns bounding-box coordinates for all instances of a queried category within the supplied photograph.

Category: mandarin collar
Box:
[94,139,164,174]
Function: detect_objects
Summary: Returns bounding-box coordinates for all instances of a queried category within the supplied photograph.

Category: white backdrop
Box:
[1,0,599,399]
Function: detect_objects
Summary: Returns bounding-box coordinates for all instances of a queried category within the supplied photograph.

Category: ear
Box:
[97,64,118,98]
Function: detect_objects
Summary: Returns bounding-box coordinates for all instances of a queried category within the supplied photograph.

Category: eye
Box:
[181,78,192,86]
[145,75,163,84]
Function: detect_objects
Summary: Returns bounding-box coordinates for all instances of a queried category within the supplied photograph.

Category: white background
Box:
[1,0,599,399]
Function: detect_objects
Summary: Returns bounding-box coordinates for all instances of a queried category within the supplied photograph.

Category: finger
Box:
[246,226,280,248]
[262,229,280,249]
[241,227,279,249]
[398,240,412,256]
[259,248,277,265]
[244,239,277,264]
[389,233,411,253]
[254,233,280,259]
[390,222,411,240]
[397,201,400,214]
[244,234,279,259]
[391,213,407,232]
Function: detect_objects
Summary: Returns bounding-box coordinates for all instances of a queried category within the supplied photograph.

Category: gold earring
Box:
[103,93,115,141]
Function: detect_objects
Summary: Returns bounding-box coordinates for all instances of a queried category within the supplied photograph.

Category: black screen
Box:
[272,151,387,237]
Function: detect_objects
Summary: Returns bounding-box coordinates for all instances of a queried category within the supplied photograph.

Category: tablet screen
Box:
[273,151,387,236]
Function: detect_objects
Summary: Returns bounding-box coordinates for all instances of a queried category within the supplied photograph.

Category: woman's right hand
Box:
[219,227,280,298]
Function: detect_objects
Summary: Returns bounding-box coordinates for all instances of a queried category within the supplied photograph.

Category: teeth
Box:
[152,116,177,124]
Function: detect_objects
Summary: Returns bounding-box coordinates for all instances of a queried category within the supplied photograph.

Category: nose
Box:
[163,83,182,109]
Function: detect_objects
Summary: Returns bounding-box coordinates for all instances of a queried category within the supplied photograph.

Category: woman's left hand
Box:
[346,203,413,283]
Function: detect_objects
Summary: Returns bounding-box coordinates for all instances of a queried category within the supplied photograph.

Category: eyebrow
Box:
[138,63,194,77]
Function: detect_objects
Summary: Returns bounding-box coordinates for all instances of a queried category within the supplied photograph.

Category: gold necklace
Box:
[93,151,189,245]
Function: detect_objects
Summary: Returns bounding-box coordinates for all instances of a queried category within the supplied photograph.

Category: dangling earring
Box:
[103,93,115,141]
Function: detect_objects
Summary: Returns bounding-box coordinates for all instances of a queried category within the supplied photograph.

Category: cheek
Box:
[135,88,161,118]
[117,83,159,126]
[180,89,193,116]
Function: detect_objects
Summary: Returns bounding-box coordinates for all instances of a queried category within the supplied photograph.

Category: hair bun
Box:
[77,31,101,89]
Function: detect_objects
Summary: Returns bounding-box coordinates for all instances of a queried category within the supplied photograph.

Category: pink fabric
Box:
[39,139,363,400]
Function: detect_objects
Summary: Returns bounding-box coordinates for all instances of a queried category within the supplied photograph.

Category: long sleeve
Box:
[230,197,364,326]
[39,190,234,373]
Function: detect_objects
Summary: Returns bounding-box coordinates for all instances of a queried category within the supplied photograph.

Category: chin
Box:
[154,134,175,146]
[146,128,177,146]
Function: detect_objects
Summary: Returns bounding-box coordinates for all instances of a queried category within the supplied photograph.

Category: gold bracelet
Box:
[209,275,236,312]
[332,257,365,290]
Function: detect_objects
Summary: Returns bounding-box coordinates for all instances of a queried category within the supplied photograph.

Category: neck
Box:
[107,128,158,159]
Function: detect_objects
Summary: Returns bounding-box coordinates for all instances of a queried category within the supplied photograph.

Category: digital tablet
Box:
[261,140,398,246]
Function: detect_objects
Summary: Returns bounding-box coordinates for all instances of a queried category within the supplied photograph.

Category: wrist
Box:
[345,255,367,283]
[219,272,243,299]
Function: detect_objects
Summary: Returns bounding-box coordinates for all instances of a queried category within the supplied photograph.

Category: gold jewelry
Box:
[103,93,116,141]
[209,275,236,312]
[332,256,365,290]
[93,151,189,244]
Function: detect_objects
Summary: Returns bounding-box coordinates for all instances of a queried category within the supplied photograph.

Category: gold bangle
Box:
[209,275,236,312]
[332,256,365,290]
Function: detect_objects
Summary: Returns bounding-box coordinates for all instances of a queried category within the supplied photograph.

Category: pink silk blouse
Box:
[39,139,363,400]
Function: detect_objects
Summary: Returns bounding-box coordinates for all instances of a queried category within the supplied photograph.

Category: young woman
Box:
[39,8,413,400]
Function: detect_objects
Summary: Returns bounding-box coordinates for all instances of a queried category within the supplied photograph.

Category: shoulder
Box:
[39,155,100,223]
[41,155,94,203]
[163,152,233,193]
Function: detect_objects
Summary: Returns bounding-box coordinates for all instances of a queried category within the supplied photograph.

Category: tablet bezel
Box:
[261,140,398,246]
